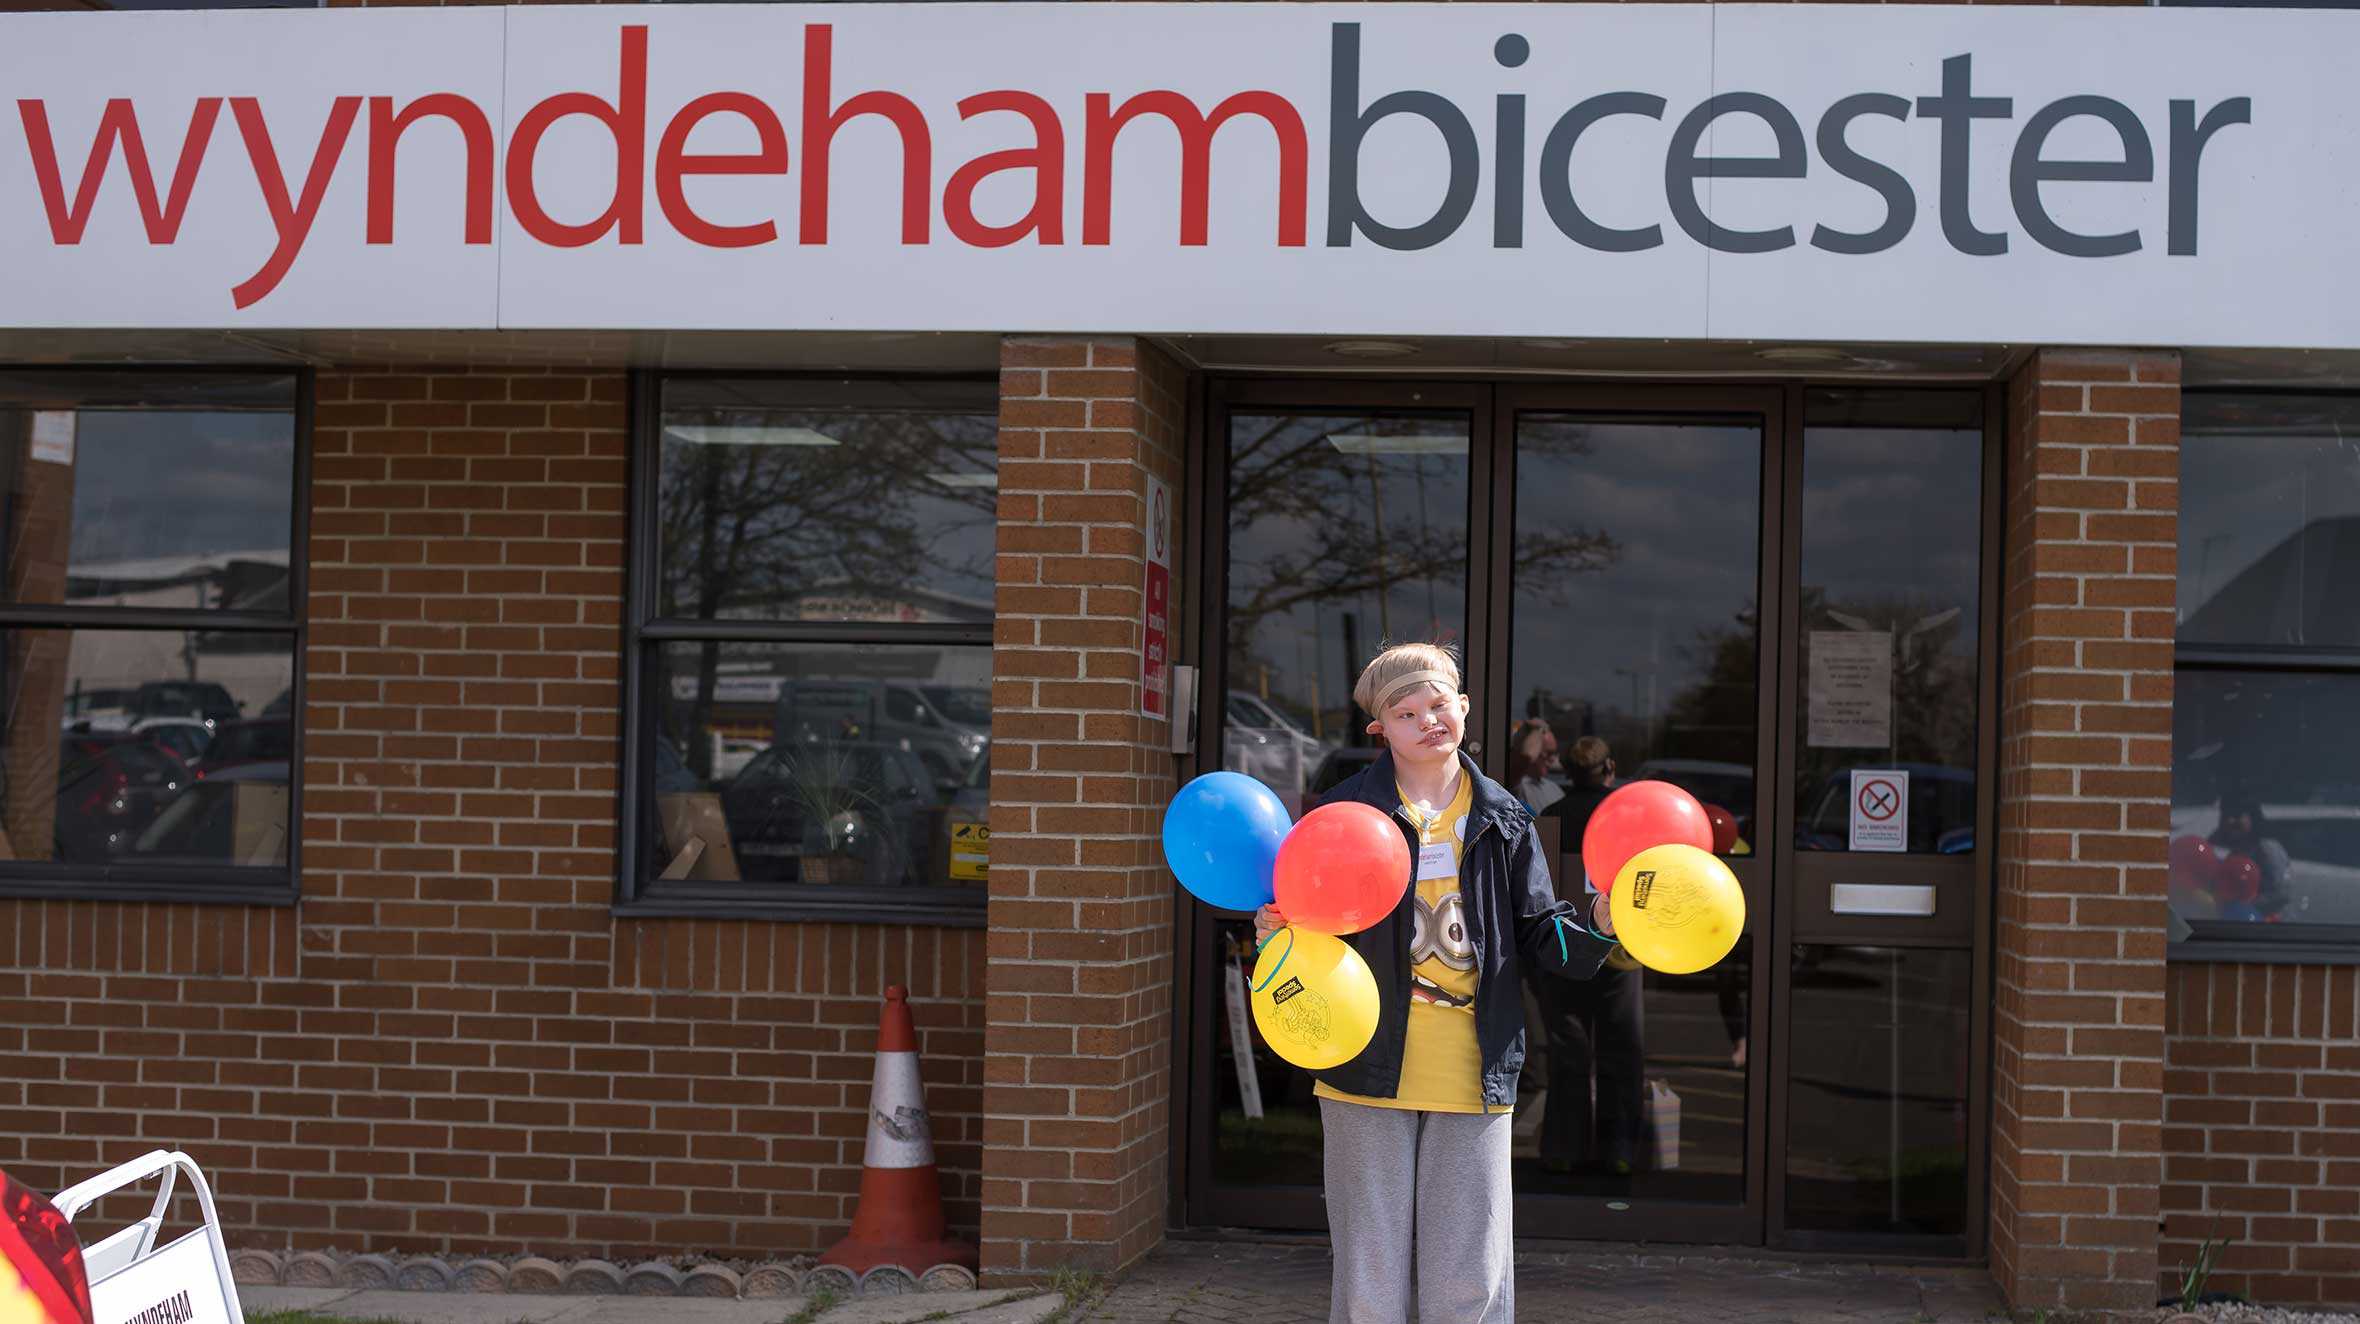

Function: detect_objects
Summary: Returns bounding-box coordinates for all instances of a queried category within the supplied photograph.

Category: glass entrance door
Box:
[1182,379,1994,1255]
[1493,388,1776,1245]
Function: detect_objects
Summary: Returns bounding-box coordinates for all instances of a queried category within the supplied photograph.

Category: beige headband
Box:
[1376,670,1461,711]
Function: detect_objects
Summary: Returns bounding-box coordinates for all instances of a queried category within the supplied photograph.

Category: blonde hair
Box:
[1353,642,1464,717]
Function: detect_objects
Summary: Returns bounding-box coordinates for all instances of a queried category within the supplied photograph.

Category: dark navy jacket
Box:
[1313,748,1617,1108]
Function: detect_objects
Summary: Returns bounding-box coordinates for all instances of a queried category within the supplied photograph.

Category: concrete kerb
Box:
[239,1285,1064,1324]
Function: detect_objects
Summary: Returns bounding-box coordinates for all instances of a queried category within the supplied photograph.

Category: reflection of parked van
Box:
[773,679,988,786]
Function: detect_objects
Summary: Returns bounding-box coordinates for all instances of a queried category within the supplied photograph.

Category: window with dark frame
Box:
[0,371,305,904]
[622,374,997,922]
[2172,392,2360,956]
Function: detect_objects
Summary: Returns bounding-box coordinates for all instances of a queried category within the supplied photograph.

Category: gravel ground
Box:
[2161,1306,2360,1324]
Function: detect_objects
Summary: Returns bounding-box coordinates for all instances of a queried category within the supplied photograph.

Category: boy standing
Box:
[1255,642,1618,1324]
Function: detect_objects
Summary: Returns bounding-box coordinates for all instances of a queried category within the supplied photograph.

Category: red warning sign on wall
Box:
[1143,474,1172,719]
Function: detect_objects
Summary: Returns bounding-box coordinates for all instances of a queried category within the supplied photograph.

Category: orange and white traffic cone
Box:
[820,985,976,1275]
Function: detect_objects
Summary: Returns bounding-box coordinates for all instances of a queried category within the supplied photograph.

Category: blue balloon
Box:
[1162,772,1292,912]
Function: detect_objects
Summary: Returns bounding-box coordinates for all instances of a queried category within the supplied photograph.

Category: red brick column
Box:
[1990,349,2180,1317]
[982,337,1186,1279]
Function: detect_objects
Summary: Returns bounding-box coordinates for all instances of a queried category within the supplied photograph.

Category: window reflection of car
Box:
[1224,691,1325,797]
[720,741,933,884]
[2170,803,2360,925]
[56,732,187,860]
[776,679,988,788]
[1798,763,1976,853]
[1632,757,1756,843]
[130,680,240,730]
[192,717,291,775]
[134,717,212,765]
[1307,746,1382,800]
[132,761,288,865]
[61,687,137,729]
[712,738,765,781]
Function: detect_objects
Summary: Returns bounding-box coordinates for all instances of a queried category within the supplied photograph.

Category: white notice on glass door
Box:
[1807,630,1892,747]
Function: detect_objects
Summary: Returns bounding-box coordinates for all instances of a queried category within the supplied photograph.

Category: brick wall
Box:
[0,366,984,1260]
[1989,349,2180,1317]
[2163,963,2360,1308]
[982,337,1186,1280]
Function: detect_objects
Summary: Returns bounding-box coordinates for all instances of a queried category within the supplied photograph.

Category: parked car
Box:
[1306,746,1383,801]
[1633,757,1757,847]
[1225,691,1326,798]
[129,680,239,729]
[133,717,213,765]
[132,761,288,865]
[721,740,934,883]
[55,731,187,860]
[773,679,988,788]
[1797,763,1976,853]
[191,717,291,775]
[60,687,137,730]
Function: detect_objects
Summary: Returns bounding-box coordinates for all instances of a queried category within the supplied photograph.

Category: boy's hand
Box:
[1252,904,1286,946]
[1589,894,1616,939]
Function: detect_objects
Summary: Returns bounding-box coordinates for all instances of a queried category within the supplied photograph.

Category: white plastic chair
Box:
[52,1150,246,1324]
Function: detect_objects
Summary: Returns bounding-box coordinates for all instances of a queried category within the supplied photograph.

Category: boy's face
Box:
[1367,682,1470,768]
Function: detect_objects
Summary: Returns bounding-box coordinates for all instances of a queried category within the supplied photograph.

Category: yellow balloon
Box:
[1610,843,1746,975]
[1249,927,1379,1071]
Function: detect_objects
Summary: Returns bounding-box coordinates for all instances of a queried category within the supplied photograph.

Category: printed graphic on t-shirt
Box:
[1410,890,1475,1007]
[1408,805,1477,1011]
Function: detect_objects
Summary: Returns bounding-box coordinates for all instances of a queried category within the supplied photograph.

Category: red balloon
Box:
[2215,853,2262,905]
[1273,802,1412,935]
[1582,781,1713,893]
[2168,834,2218,888]
[1701,803,1741,856]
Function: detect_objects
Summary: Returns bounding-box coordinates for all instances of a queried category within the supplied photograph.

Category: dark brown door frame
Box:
[1761,384,2002,1259]
[1173,374,2002,1260]
[1489,383,1784,1248]
[1184,377,1496,1234]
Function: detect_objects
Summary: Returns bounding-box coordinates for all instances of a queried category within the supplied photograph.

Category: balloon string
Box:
[1252,927,1295,993]
[1555,916,1570,966]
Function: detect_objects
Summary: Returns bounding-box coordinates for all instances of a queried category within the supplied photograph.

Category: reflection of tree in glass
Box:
[1223,415,1619,649]
[658,410,993,778]
[657,411,996,618]
[1662,600,1761,768]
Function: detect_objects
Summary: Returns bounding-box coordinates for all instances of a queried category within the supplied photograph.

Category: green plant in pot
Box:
[783,742,905,884]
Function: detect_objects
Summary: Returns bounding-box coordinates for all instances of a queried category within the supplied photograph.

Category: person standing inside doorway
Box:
[1536,738,1648,1176]
[1253,642,1617,1324]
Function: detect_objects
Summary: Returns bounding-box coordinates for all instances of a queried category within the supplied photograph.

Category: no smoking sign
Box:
[1849,769,1909,853]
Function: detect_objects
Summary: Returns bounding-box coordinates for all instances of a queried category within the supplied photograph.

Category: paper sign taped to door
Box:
[29,411,75,466]
[1808,630,1892,747]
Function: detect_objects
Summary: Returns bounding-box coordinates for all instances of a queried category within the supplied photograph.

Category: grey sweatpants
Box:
[1320,1096,1515,1324]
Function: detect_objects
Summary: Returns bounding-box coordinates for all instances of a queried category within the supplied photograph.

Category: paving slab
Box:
[239,1285,812,1323]
[821,1290,1063,1324]
[1082,1238,2008,1324]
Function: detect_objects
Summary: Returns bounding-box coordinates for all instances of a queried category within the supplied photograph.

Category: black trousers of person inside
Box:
[1532,960,1645,1171]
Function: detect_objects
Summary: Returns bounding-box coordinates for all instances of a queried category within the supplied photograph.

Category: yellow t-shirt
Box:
[1316,773,1506,1114]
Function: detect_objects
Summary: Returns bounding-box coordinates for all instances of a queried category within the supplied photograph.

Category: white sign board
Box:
[1808,630,1893,748]
[29,411,76,467]
[1224,954,1265,1119]
[88,1230,236,1324]
[2,5,2358,345]
[1849,768,1909,853]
